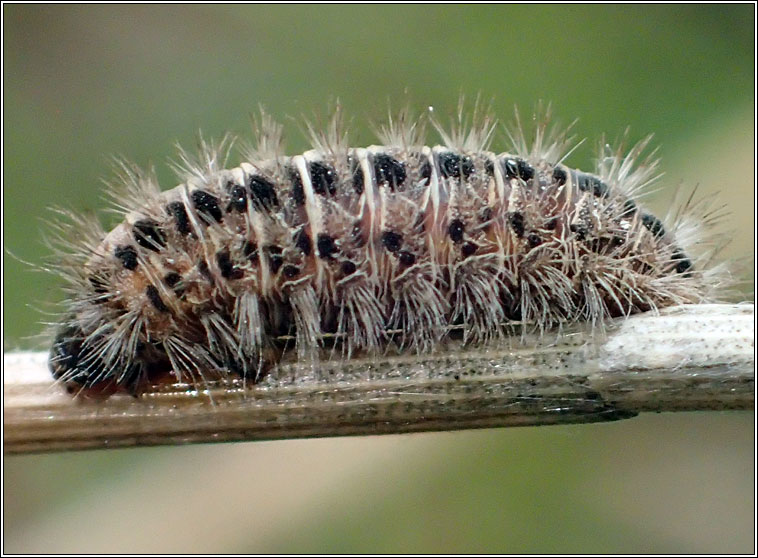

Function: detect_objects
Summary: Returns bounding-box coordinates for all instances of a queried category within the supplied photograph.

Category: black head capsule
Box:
[50,324,145,391]
[49,326,88,384]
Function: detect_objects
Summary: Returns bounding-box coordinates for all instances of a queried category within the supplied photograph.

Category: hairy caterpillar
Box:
[46,103,727,397]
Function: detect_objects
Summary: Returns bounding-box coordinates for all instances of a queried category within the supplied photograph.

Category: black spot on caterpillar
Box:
[45,103,727,397]
[114,245,138,270]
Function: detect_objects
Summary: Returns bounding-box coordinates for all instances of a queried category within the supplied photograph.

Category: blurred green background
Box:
[3,4,754,553]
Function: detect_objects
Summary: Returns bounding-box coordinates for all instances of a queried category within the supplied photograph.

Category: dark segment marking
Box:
[594,234,624,252]
[265,245,283,273]
[527,233,542,248]
[575,172,610,198]
[594,178,610,197]
[248,175,279,210]
[294,227,312,256]
[517,159,535,181]
[191,190,223,223]
[439,152,460,178]
[622,199,637,217]
[133,219,165,252]
[671,249,693,274]
[419,160,432,184]
[508,212,525,238]
[351,221,366,247]
[341,260,357,275]
[412,212,426,233]
[641,213,665,238]
[282,264,300,279]
[448,219,465,243]
[373,154,406,189]
[502,158,533,181]
[309,161,337,196]
[243,241,259,264]
[166,202,191,235]
[50,325,144,389]
[503,158,519,178]
[49,325,86,382]
[381,230,403,253]
[317,233,338,259]
[349,157,364,195]
[88,274,109,297]
[216,250,243,280]
[288,166,305,206]
[484,158,495,176]
[197,260,213,282]
[163,272,181,288]
[145,285,169,313]
[398,251,416,266]
[462,155,475,177]
[226,183,248,213]
[569,223,589,241]
[439,152,474,179]
[553,167,567,185]
[461,242,478,257]
[114,245,138,270]
[544,217,558,230]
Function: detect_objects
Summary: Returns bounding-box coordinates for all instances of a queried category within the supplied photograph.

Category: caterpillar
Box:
[46,103,727,397]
